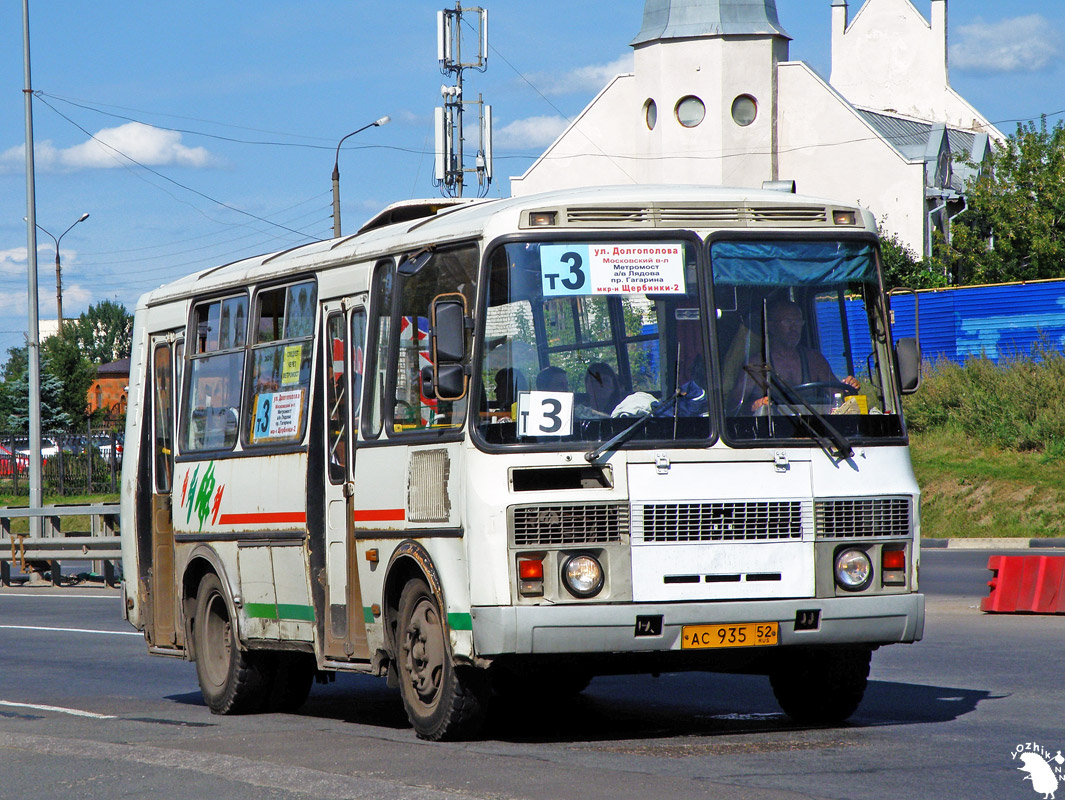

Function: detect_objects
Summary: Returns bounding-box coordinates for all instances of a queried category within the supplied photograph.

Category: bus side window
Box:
[153,343,173,492]
[392,246,477,433]
[325,312,347,483]
[364,260,394,440]
[182,295,247,453]
[243,280,317,447]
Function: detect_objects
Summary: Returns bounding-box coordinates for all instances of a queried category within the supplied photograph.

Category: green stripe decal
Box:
[245,603,315,622]
[363,607,375,624]
[447,613,473,631]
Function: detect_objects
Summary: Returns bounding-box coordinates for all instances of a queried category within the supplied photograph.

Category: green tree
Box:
[947,117,1065,285]
[0,345,73,431]
[43,329,96,423]
[68,299,134,364]
[878,228,949,291]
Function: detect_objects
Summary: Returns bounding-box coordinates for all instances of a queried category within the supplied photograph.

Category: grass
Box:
[911,429,1065,539]
[0,492,119,535]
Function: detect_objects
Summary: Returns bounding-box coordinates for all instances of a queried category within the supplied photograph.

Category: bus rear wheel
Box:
[770,646,871,725]
[193,573,271,714]
[396,578,487,740]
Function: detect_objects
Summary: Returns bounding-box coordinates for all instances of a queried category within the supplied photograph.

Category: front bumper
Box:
[471,592,924,656]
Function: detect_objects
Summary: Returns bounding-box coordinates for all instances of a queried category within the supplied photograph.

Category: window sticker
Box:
[540,244,686,297]
[281,344,303,386]
[253,389,304,441]
[517,391,574,437]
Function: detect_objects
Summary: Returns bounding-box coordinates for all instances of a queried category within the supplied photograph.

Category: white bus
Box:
[120,184,924,740]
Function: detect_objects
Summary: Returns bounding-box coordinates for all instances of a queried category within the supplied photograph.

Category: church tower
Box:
[510,0,793,194]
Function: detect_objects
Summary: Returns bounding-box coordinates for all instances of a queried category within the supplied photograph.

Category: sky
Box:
[1,0,1063,360]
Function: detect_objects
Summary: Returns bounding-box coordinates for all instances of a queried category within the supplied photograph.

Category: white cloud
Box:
[0,247,27,276]
[951,15,1063,73]
[528,54,634,97]
[0,122,214,173]
[495,115,569,149]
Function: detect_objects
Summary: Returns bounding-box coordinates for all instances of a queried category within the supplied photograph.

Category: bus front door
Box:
[321,302,370,661]
[148,334,181,648]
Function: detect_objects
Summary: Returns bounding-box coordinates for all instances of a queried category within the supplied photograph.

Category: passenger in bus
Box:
[730,299,859,412]
[536,366,569,393]
[584,362,623,415]
[493,368,528,411]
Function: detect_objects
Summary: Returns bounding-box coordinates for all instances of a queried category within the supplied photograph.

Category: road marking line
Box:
[0,700,116,719]
[0,624,140,636]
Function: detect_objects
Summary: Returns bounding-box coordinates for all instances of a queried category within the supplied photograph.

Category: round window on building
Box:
[675,96,706,128]
[644,99,658,130]
[731,94,758,127]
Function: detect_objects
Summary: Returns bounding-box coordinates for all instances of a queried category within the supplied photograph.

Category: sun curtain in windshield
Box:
[476,239,710,447]
[711,238,904,444]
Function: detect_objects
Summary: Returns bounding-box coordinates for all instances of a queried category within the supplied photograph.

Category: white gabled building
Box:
[510,0,999,259]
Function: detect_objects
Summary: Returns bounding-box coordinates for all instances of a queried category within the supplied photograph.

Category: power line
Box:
[35,94,322,242]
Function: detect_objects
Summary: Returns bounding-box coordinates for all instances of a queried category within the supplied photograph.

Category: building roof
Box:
[631,0,789,46]
[96,357,130,376]
[857,109,987,193]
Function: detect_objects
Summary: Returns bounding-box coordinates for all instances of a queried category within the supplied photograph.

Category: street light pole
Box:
[331,116,391,239]
[36,212,89,332]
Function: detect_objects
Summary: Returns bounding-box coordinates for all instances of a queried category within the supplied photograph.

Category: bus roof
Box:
[136,184,871,308]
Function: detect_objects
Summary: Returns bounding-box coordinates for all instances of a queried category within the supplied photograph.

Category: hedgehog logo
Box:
[1012,744,1065,799]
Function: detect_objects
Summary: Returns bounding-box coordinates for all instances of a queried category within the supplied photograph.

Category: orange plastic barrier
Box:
[982,555,1065,614]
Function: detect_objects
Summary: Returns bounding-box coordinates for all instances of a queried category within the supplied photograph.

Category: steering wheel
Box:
[790,381,858,404]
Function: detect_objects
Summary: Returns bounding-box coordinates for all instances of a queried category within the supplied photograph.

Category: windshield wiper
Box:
[743,364,854,461]
[584,388,686,463]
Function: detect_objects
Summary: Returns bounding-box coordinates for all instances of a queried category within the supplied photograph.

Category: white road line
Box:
[0,624,140,636]
[0,700,116,720]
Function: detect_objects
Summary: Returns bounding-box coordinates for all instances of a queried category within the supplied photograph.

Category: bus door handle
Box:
[342,481,355,498]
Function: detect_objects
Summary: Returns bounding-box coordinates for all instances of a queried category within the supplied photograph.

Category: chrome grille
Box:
[511,503,627,546]
[815,498,912,538]
[636,502,803,543]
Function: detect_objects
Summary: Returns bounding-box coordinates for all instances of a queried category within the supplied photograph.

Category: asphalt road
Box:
[0,549,1062,800]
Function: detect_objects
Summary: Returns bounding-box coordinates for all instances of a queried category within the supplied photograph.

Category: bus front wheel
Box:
[396,578,487,740]
[193,572,271,714]
[770,646,871,725]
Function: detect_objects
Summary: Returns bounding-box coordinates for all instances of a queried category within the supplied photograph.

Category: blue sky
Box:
[1,0,1062,360]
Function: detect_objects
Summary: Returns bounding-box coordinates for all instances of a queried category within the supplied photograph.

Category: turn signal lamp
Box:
[518,557,545,597]
[882,547,907,586]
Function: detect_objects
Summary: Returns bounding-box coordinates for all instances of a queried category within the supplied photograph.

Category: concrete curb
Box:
[923,538,1065,550]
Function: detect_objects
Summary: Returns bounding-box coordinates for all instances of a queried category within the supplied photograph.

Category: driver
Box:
[731,299,859,412]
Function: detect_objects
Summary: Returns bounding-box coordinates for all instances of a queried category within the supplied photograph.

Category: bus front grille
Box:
[814,497,912,538]
[511,503,628,546]
[634,501,804,543]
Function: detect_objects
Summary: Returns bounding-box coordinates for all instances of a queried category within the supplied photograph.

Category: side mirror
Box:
[430,293,469,402]
[895,337,921,394]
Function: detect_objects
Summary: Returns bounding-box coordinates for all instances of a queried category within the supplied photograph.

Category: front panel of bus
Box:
[464,229,922,662]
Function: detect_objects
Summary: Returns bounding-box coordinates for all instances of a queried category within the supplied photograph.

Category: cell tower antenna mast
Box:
[434,2,492,198]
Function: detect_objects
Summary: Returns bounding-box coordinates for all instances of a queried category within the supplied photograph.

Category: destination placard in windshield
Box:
[540,243,687,296]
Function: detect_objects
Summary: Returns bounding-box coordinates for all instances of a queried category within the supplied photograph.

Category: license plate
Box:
[681,622,778,650]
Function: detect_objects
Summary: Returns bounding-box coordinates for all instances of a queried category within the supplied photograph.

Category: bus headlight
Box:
[562,554,604,598]
[834,548,872,591]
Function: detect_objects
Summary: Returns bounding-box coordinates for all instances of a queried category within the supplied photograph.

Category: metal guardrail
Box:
[0,503,120,587]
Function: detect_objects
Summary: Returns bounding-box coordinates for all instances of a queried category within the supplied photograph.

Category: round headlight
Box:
[562,554,604,598]
[835,548,873,591]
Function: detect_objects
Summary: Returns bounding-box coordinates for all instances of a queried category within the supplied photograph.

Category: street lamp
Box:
[331,116,390,239]
[36,212,89,331]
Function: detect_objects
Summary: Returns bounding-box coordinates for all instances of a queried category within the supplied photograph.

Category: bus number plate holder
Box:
[681,622,778,649]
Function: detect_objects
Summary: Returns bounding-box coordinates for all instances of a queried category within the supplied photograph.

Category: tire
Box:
[396,578,487,741]
[770,647,872,725]
[192,573,271,715]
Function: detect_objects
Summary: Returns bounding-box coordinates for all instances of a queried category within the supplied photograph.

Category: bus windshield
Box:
[476,238,711,447]
[712,237,904,445]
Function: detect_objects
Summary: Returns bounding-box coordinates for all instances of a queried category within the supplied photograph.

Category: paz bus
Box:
[120,184,924,740]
